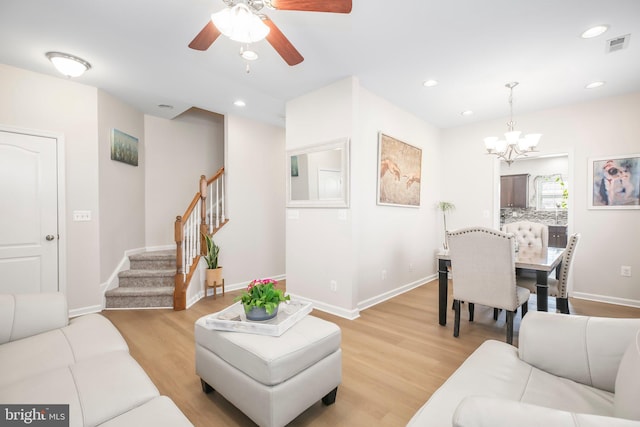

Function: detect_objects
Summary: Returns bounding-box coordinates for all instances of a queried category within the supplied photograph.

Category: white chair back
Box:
[447,227,519,311]
[503,221,548,250]
[556,233,580,298]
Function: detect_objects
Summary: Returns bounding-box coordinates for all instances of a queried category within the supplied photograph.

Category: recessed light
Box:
[423,79,438,87]
[585,81,605,89]
[461,110,474,116]
[581,25,609,39]
[233,100,246,107]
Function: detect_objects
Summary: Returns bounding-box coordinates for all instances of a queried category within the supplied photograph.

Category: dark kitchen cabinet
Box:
[500,174,529,208]
[549,225,567,248]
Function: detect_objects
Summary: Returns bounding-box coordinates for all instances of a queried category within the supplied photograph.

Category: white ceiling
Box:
[1,0,639,129]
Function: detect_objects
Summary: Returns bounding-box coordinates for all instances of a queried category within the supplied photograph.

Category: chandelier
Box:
[483,82,541,165]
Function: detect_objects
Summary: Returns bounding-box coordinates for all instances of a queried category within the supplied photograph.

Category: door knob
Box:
[46,235,55,241]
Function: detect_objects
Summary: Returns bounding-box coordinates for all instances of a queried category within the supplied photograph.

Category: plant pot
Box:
[206,267,223,288]
[244,304,279,321]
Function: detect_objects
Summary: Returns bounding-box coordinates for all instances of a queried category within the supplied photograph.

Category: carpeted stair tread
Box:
[118,269,174,278]
[106,286,174,297]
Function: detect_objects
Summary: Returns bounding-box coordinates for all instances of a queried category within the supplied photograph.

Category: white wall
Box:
[98,90,146,282]
[355,87,442,307]
[144,108,224,247]
[221,114,286,289]
[443,92,640,306]
[286,78,358,316]
[0,64,101,312]
[286,77,443,318]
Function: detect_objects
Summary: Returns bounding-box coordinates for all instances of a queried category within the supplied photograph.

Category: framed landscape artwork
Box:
[377,132,422,207]
[588,154,640,209]
[110,128,138,166]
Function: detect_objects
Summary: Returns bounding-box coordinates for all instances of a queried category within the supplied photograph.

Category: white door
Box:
[0,130,59,294]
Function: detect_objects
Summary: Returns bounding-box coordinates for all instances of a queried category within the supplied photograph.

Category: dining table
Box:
[436,246,566,326]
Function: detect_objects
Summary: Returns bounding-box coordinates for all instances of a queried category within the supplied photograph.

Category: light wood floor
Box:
[102,280,640,427]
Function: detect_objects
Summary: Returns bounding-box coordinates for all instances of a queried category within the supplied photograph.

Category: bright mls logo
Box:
[1,405,69,426]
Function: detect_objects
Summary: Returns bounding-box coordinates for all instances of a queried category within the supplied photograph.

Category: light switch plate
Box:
[73,210,91,221]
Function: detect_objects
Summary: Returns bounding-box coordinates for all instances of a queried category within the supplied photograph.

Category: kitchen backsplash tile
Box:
[501,207,568,227]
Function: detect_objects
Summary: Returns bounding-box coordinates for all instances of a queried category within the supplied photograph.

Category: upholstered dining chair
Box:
[516,233,581,315]
[447,227,531,345]
[502,221,549,250]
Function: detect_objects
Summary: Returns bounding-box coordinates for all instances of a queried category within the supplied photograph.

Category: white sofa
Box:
[0,293,193,427]
[407,311,640,426]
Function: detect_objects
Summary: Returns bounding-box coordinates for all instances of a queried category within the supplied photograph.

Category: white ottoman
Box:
[195,315,342,427]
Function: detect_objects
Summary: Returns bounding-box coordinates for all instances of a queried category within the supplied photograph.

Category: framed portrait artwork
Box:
[377,132,422,207]
[588,154,640,209]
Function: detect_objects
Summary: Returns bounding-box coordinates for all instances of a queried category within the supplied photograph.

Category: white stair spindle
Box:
[216,178,220,229]
[208,184,213,234]
[221,173,225,223]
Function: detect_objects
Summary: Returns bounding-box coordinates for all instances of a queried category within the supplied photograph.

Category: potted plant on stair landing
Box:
[235,279,290,321]
[203,233,223,296]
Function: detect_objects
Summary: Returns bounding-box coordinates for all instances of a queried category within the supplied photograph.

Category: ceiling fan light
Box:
[212,3,270,44]
[241,49,259,61]
[45,52,91,77]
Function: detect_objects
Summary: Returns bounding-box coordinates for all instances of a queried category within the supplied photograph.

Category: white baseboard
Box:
[69,304,102,318]
[571,292,640,309]
[358,274,436,312]
[288,293,360,320]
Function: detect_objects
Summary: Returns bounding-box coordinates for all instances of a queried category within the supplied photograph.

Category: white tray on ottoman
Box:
[203,300,312,336]
[195,314,342,427]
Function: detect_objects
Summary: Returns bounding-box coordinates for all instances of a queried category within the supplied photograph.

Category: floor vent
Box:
[606,34,630,53]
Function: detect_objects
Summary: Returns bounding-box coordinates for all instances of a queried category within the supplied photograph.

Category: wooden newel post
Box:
[174,215,186,311]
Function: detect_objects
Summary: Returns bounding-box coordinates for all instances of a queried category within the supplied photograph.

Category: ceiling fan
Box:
[188,0,352,66]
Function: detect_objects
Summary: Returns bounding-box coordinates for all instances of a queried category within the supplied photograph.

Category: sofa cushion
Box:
[0,351,159,427]
[97,396,193,427]
[0,314,128,388]
[407,340,614,427]
[614,330,640,420]
[195,315,341,386]
[0,293,68,344]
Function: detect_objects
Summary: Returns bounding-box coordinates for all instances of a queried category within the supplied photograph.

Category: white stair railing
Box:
[174,167,227,310]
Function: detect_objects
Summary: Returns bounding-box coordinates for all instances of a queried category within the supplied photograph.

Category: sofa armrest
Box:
[518,311,640,392]
[453,396,640,427]
[0,293,68,344]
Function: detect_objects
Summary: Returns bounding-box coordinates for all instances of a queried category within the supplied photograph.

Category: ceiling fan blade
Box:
[270,0,352,13]
[263,18,304,66]
[188,21,221,51]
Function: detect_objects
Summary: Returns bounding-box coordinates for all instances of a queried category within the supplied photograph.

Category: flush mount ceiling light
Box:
[233,100,246,107]
[581,25,609,39]
[483,82,541,165]
[585,81,605,89]
[423,79,438,87]
[45,52,91,77]
[461,110,474,116]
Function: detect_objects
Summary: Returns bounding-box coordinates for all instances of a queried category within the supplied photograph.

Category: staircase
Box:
[105,250,175,309]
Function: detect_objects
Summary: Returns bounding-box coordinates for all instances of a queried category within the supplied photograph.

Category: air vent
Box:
[606,34,630,53]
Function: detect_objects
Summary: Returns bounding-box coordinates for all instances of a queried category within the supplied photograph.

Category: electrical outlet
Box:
[381,270,387,280]
[409,263,414,272]
[621,266,632,277]
[330,280,337,291]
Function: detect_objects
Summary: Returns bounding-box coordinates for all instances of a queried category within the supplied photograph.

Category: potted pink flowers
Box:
[235,279,290,321]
